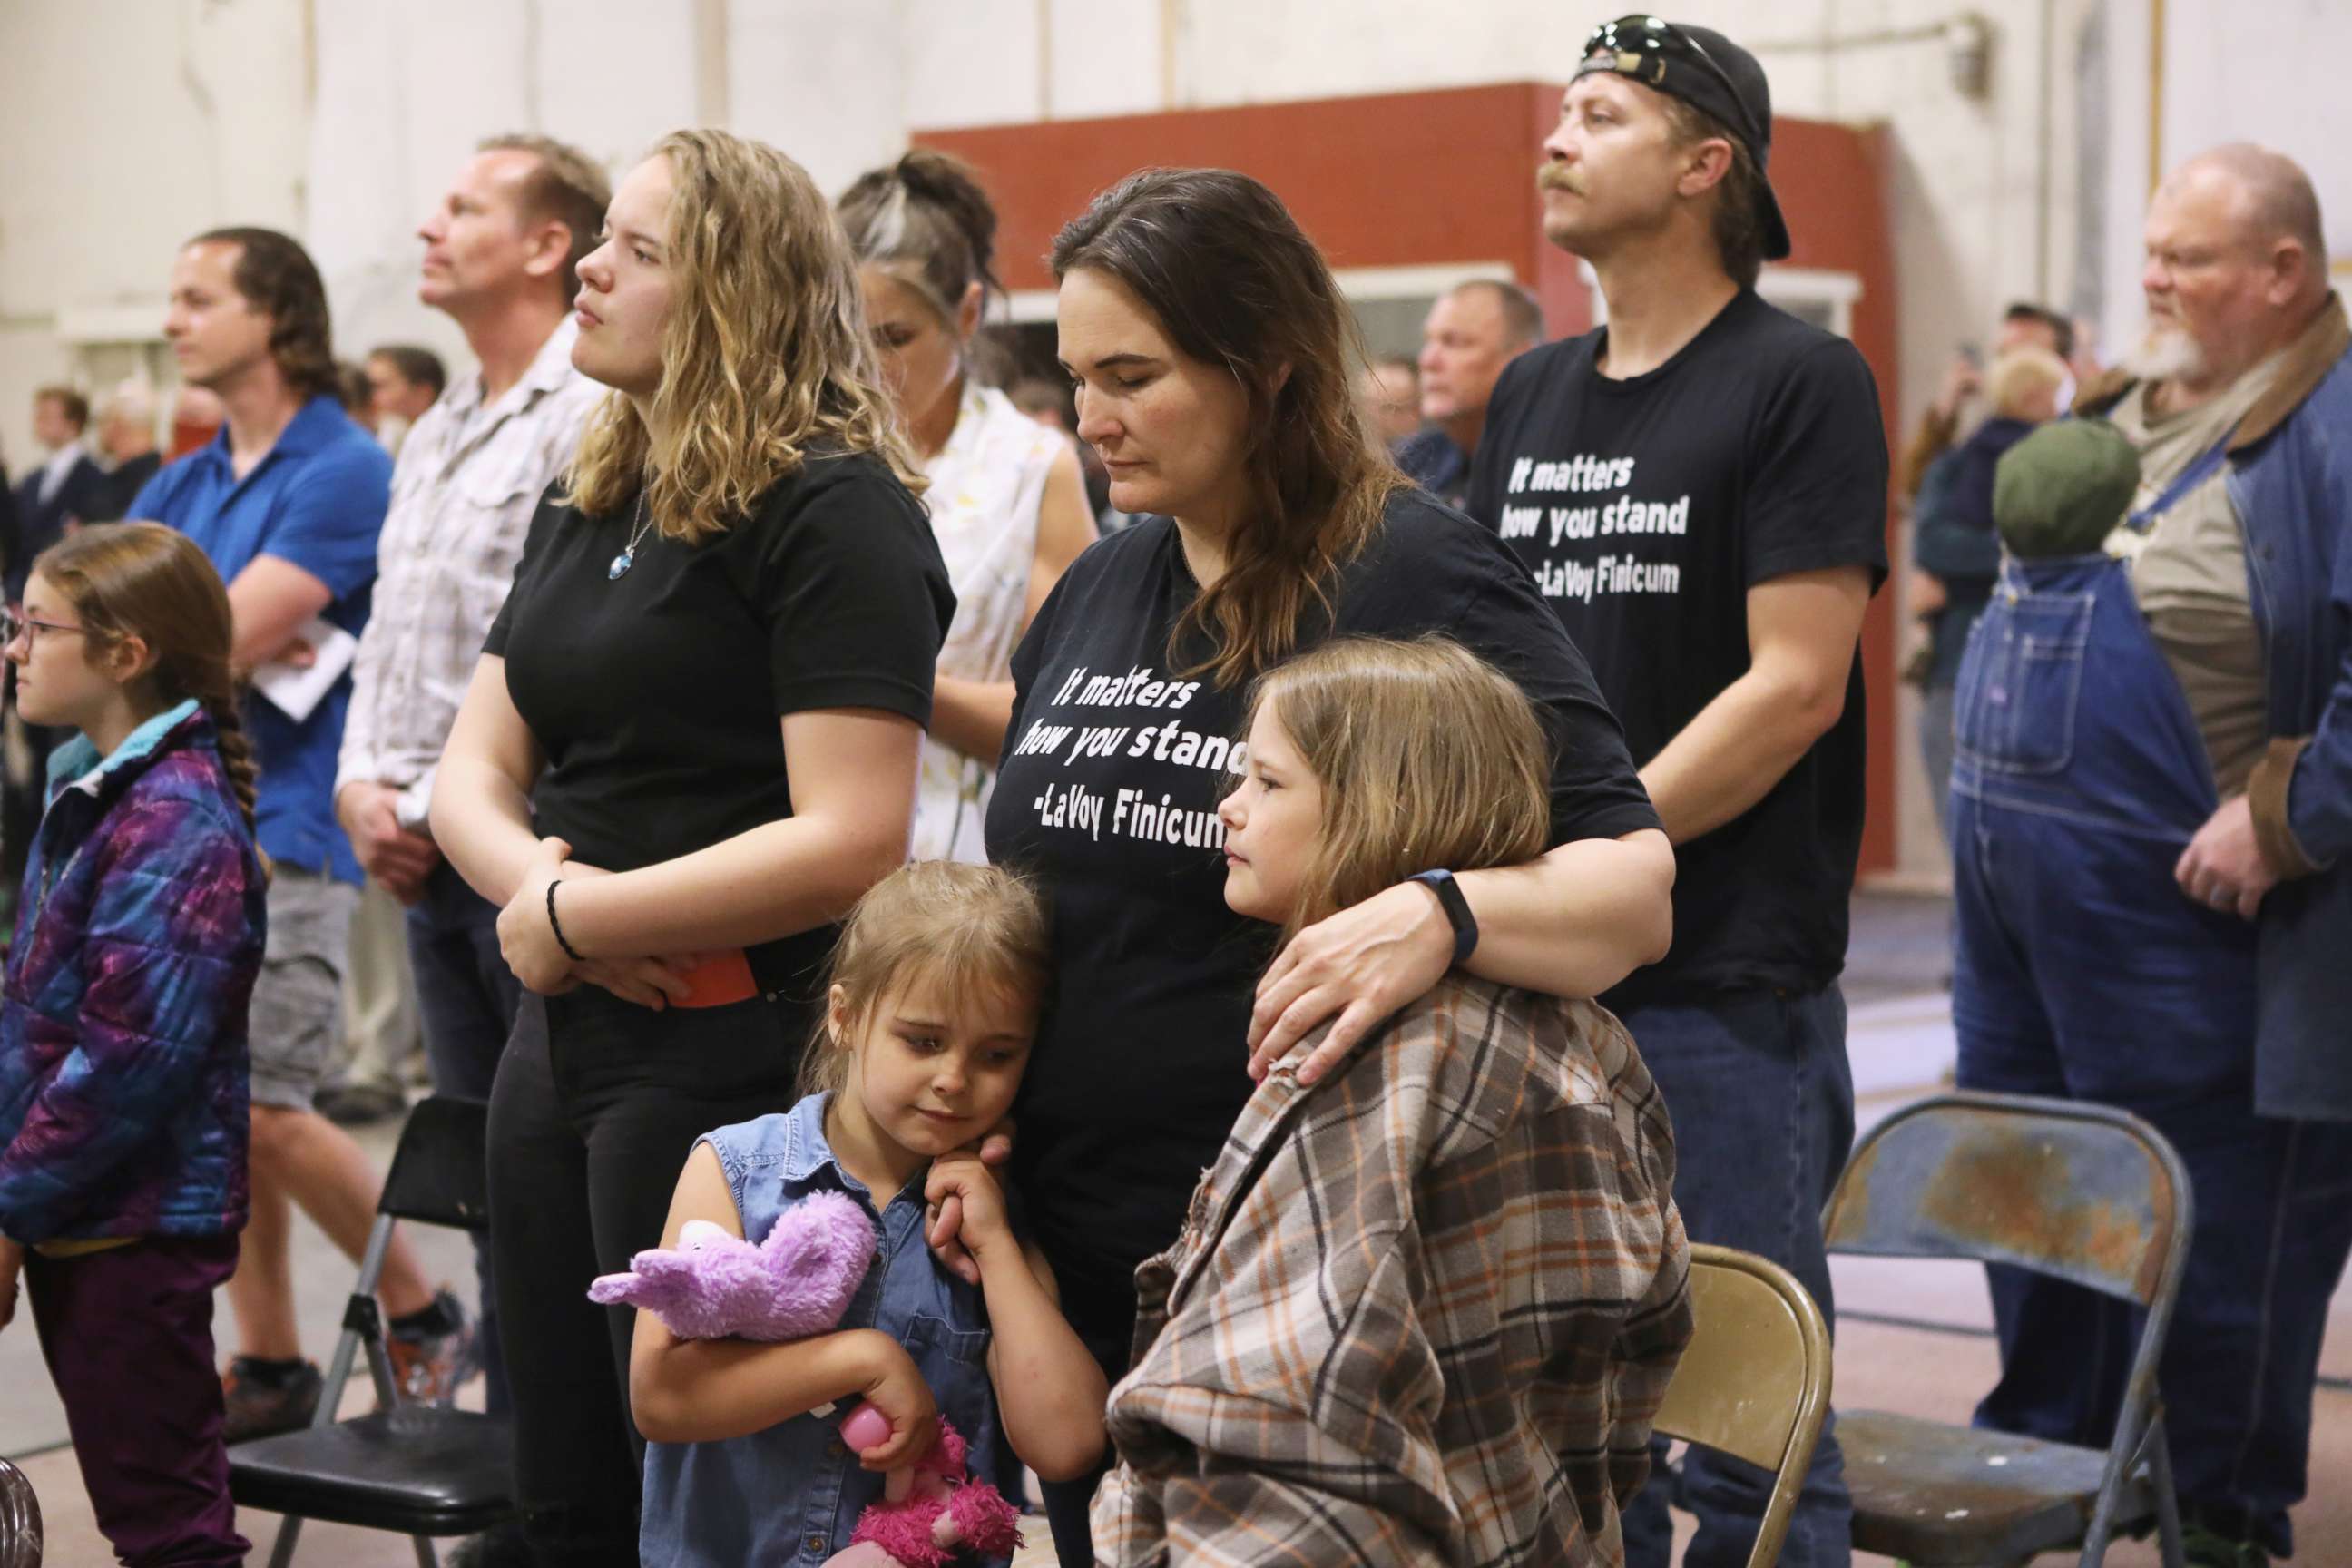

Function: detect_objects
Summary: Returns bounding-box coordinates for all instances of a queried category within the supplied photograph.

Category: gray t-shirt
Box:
[2105,352,2287,797]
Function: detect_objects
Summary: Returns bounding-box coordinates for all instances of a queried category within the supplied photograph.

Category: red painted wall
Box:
[921,85,1901,876]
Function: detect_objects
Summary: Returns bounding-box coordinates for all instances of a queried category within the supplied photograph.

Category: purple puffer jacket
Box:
[0,701,266,1245]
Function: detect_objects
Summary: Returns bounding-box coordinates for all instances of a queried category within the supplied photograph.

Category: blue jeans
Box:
[1620,985,1856,1568]
[406,859,524,1420]
[1952,555,2352,1556]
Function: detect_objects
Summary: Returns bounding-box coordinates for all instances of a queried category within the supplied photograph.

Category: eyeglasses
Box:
[1,608,88,648]
[1583,15,1764,152]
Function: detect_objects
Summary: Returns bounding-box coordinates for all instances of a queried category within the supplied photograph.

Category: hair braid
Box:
[202,693,260,838]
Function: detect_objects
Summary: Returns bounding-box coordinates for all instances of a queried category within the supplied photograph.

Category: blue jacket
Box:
[2083,295,2352,1118]
[0,703,268,1244]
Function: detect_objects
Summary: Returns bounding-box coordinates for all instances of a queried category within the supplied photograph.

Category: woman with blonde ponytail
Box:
[0,522,269,1565]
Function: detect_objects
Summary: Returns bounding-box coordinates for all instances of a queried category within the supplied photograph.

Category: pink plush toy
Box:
[821,1415,1024,1568]
[587,1189,877,1340]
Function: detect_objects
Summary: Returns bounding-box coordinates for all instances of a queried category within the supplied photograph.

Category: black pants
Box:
[487,987,804,1565]
[1036,1305,1132,1563]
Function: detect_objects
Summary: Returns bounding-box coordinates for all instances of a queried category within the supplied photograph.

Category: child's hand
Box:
[927,1118,1015,1287]
[0,1237,22,1333]
[925,1148,1011,1264]
[852,1330,939,1472]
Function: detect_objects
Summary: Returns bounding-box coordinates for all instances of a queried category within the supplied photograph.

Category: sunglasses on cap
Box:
[1583,15,1764,152]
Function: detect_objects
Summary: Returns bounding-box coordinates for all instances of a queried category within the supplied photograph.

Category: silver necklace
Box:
[608,498,657,581]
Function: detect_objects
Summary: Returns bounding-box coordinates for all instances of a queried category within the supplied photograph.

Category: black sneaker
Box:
[446,1519,534,1567]
[386,1287,475,1405]
[221,1356,323,1441]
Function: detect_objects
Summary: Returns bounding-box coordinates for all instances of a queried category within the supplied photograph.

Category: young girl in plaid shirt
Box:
[1093,636,1694,1568]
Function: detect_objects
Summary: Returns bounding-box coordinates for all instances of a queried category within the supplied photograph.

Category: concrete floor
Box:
[6,890,2346,1564]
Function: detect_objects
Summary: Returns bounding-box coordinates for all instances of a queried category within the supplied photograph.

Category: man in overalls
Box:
[1952,143,2352,1568]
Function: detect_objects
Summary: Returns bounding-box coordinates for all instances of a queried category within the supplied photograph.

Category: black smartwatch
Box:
[1406,869,1479,967]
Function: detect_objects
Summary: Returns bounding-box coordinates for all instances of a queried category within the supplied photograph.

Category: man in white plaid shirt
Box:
[332,135,608,1461]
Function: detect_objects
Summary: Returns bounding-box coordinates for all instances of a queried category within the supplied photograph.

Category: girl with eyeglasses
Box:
[0,522,268,1567]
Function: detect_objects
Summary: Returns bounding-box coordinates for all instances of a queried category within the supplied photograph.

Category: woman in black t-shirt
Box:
[431,130,952,1561]
[970,169,1674,1562]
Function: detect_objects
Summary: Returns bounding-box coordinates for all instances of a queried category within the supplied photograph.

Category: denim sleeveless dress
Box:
[639,1093,1017,1567]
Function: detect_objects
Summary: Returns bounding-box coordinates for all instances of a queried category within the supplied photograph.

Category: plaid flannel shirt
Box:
[1093,977,1691,1568]
[334,317,602,829]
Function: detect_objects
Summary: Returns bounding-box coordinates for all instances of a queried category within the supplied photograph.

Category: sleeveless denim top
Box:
[639,1093,1016,1567]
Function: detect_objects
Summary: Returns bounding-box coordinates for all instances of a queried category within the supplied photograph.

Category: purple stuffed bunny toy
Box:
[588,1188,877,1340]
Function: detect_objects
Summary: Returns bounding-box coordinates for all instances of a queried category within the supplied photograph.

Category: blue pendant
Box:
[608,550,633,581]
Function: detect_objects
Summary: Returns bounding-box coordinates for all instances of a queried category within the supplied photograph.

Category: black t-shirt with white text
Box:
[1466,289,1888,1009]
[488,453,954,1005]
[986,488,1659,1346]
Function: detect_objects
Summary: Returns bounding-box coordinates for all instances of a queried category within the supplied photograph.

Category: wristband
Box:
[546,879,586,963]
[1406,869,1478,967]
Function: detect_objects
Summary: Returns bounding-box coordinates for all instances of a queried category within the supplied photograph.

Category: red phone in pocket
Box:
[673,948,758,1009]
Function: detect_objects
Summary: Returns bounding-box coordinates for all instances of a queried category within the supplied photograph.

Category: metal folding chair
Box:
[1652,1243,1834,1568]
[228,1096,511,1567]
[1821,1091,2191,1566]
[0,1455,40,1568]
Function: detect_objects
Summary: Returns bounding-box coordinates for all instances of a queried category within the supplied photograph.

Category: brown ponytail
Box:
[30,522,258,838]
[838,149,1004,323]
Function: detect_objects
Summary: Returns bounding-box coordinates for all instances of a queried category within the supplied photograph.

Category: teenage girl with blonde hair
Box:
[0,523,268,1566]
[1095,635,1692,1566]
[432,128,955,1558]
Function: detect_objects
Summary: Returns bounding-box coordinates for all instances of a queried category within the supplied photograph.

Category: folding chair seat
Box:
[228,1096,512,1567]
[1821,1091,2191,1567]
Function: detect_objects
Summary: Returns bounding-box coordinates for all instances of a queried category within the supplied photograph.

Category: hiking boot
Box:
[2183,1524,2272,1568]
[220,1356,322,1441]
[386,1287,475,1405]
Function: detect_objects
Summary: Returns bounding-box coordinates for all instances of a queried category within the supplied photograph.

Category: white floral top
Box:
[912,384,1060,862]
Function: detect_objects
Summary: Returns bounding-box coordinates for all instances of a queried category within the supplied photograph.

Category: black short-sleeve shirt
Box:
[1465,289,1890,1008]
[487,452,954,1001]
[985,486,1658,1341]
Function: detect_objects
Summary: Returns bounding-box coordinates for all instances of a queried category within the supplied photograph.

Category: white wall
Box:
[0,0,309,474]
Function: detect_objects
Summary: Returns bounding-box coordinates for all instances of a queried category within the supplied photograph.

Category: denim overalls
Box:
[1949,553,2338,1553]
[638,1094,1018,1568]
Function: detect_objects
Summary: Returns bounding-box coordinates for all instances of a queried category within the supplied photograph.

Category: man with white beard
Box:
[1950,142,2352,1567]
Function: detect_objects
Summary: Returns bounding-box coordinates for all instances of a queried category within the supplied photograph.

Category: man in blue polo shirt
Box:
[133,227,468,1438]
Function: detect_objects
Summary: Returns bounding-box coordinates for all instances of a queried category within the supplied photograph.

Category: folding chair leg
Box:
[411,1534,438,1568]
[265,1514,304,1568]
[2147,1415,2186,1568]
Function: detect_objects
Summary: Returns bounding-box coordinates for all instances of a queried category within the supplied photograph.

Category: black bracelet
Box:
[1406,868,1479,967]
[546,879,586,963]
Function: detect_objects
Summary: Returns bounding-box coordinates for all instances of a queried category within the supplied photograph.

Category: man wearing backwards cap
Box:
[1466,18,1886,1568]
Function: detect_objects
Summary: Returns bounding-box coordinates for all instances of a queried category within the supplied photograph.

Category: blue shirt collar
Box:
[779,1091,850,1187]
[47,698,204,796]
[191,394,354,475]
[779,1092,926,1207]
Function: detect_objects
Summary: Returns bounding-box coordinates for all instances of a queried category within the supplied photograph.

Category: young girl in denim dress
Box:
[627,860,1106,1566]
[0,523,270,1567]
